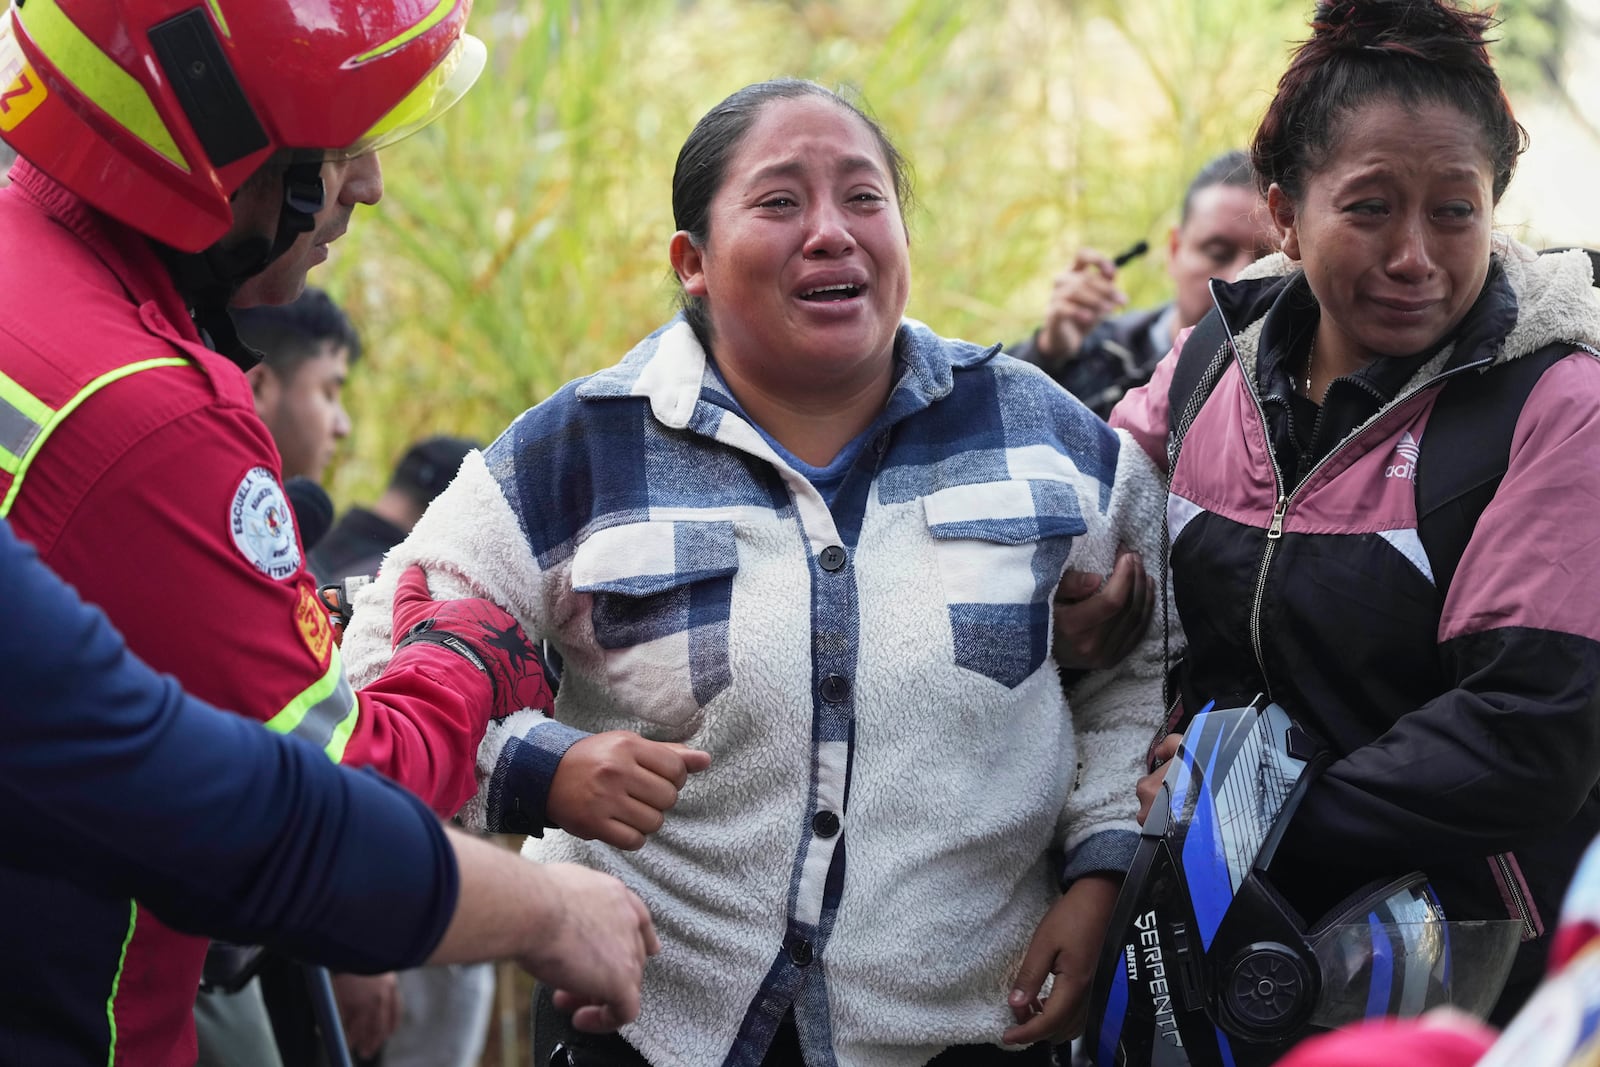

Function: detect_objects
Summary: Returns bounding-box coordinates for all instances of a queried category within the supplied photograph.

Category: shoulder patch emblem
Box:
[229,467,302,580]
[293,585,334,664]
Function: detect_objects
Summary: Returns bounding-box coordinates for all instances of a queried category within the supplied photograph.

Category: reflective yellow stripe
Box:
[0,357,188,518]
[0,368,52,472]
[18,0,188,170]
[325,693,361,764]
[104,900,137,1066]
[205,0,231,40]
[350,0,457,64]
[264,643,360,762]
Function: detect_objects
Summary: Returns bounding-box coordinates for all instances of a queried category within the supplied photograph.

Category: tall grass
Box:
[316,0,1349,503]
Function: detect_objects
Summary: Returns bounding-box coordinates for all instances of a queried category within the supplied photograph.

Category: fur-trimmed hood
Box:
[1228,235,1600,384]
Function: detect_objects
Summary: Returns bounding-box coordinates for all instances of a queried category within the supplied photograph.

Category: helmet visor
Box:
[1310,917,1523,1026]
[328,32,485,160]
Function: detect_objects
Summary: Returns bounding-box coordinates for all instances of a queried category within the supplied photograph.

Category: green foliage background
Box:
[316,0,1571,506]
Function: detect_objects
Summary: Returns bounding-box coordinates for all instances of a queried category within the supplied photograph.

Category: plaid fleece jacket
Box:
[344,317,1175,1067]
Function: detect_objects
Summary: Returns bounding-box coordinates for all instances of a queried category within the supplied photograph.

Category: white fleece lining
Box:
[1235,240,1600,379]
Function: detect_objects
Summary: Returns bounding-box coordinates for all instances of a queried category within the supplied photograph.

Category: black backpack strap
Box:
[1164,309,1236,474]
[1415,343,1575,594]
[1157,308,1236,719]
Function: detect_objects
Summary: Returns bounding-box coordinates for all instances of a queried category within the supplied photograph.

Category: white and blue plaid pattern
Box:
[344,314,1168,1067]
[476,317,1125,1063]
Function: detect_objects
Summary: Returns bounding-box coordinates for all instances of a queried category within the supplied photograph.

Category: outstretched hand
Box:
[548,731,712,850]
[1004,872,1122,1046]
[528,862,661,1033]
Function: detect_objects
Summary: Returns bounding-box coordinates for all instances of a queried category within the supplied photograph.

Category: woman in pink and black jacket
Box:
[1115,0,1600,1023]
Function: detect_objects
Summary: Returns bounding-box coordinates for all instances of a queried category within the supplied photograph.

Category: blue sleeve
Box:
[0,518,458,973]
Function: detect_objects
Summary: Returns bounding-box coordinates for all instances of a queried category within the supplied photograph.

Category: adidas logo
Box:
[1386,431,1420,481]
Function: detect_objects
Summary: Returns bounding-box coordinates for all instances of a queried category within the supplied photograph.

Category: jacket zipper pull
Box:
[1267,495,1289,540]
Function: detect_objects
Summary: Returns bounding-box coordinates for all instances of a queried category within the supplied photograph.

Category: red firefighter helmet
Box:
[0,0,484,252]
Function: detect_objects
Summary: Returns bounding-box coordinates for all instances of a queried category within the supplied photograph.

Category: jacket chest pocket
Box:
[922,478,1087,689]
[569,519,738,727]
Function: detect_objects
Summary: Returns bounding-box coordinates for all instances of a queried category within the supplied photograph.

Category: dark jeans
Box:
[533,985,1055,1067]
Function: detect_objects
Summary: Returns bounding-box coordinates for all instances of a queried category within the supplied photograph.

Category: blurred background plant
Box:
[319,0,1590,510]
[307,3,1589,1062]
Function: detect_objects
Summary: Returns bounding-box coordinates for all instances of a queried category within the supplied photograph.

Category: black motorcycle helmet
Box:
[1086,698,1521,1066]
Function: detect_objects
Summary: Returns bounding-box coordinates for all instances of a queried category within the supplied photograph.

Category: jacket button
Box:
[812,811,841,838]
[788,937,813,966]
[138,301,170,334]
[819,545,847,572]
[820,675,849,703]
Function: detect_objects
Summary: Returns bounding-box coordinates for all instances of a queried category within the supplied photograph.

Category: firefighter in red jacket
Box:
[0,2,699,1064]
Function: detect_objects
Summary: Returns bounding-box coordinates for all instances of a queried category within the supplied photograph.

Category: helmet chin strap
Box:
[160,160,326,370]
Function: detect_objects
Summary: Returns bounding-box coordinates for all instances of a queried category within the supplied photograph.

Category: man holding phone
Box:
[1009,150,1273,418]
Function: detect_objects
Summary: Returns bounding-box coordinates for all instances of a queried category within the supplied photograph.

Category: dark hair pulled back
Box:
[1180,149,1255,225]
[670,79,912,351]
[1252,0,1526,203]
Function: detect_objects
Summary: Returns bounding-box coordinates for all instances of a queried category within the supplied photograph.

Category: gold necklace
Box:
[1301,338,1316,398]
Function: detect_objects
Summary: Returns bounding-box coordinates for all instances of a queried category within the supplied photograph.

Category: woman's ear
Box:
[669,231,708,297]
[1267,183,1301,262]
